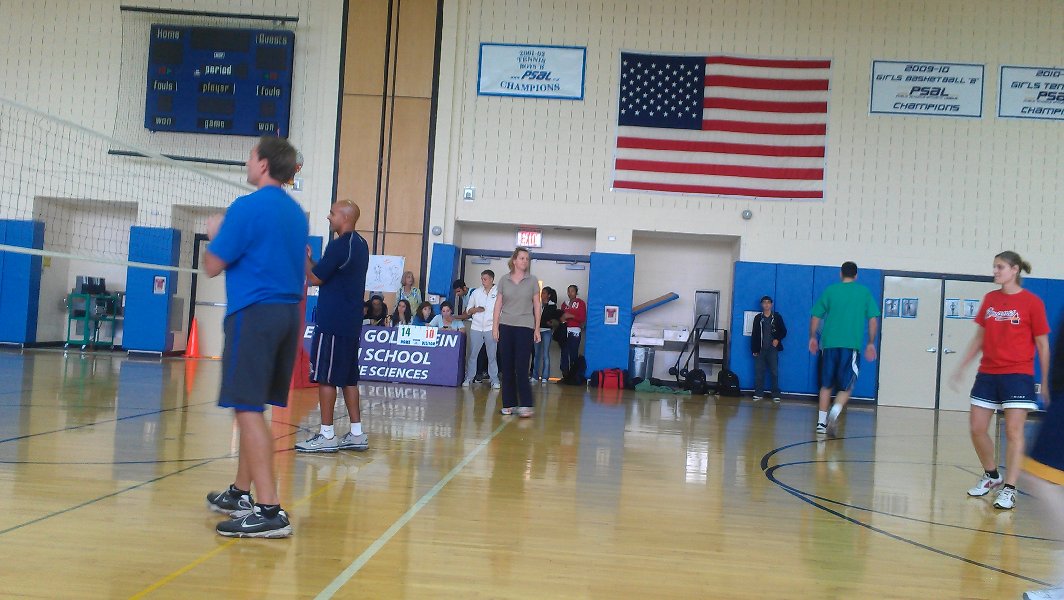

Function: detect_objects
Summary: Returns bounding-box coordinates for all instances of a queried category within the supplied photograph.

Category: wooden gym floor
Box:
[0,349,1055,599]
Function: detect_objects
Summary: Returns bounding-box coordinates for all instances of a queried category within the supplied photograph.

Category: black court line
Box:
[0,425,307,537]
[771,458,1061,542]
[761,437,1049,587]
[0,399,220,446]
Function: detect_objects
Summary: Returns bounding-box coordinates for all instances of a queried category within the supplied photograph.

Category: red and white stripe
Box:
[614,55,830,199]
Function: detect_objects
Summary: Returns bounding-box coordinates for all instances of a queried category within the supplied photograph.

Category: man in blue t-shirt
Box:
[295,200,371,454]
[203,136,308,539]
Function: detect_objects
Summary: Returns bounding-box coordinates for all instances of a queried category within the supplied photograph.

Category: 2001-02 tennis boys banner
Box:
[612,52,831,200]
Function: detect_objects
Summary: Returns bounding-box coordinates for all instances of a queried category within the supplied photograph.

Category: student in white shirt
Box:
[460,270,500,388]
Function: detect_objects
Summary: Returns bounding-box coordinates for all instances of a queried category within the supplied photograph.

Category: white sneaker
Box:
[773,397,781,404]
[993,486,1016,509]
[338,432,369,451]
[752,395,763,402]
[500,407,514,415]
[492,382,501,389]
[825,408,841,437]
[529,377,537,383]
[967,472,1004,497]
[516,406,534,418]
[815,423,827,435]
[294,433,339,453]
[461,379,471,387]
[1024,586,1064,600]
[541,378,548,383]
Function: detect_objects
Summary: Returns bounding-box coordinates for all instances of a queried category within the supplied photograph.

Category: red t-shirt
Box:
[974,288,1050,375]
[561,298,587,328]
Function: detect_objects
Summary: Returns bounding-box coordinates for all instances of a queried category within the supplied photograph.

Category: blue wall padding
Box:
[586,252,635,373]
[428,243,459,299]
[124,226,181,352]
[632,292,679,316]
[775,263,816,393]
[728,262,777,390]
[0,219,45,344]
[729,261,882,399]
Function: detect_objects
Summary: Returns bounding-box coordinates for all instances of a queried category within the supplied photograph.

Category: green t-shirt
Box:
[811,281,880,350]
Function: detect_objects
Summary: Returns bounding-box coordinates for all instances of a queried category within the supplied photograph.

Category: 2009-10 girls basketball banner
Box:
[612,52,830,200]
[870,60,985,118]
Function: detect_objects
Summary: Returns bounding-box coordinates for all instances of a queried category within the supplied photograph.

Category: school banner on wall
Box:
[870,60,984,117]
[357,326,465,387]
[998,66,1064,121]
[477,43,586,100]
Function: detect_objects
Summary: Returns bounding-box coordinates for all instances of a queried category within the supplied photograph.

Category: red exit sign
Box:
[516,229,542,248]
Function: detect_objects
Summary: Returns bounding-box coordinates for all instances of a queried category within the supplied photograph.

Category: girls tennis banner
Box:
[998,66,1064,121]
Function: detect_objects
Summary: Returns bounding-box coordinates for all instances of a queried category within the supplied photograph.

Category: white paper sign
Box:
[998,66,1064,121]
[366,255,405,292]
[743,311,758,336]
[871,60,984,117]
[478,43,586,100]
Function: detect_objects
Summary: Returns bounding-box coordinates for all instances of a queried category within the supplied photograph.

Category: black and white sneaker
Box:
[216,505,292,538]
[206,485,253,516]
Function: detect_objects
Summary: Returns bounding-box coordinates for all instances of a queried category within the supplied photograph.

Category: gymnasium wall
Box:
[429,0,1064,282]
[0,0,343,238]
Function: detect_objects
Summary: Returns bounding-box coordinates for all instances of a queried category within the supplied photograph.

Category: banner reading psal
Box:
[478,43,586,100]
[999,66,1064,121]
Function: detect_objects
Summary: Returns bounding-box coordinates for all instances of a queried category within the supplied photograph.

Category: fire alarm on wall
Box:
[462,186,475,201]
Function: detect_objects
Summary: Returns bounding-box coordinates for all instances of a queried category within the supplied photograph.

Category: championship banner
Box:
[870,60,984,117]
[998,66,1064,121]
[477,43,586,100]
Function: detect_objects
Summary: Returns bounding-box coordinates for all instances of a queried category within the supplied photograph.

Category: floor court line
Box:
[314,418,513,600]
[129,479,343,599]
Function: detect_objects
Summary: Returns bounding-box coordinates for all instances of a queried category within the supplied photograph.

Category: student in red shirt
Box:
[952,251,1051,511]
[559,285,587,379]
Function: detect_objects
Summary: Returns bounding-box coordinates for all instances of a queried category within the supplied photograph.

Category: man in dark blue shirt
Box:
[203,136,308,539]
[295,200,370,453]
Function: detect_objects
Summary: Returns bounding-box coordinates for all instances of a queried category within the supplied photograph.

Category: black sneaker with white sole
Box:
[216,505,292,538]
[206,485,253,516]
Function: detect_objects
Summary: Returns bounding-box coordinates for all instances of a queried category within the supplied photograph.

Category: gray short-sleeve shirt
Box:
[497,272,538,329]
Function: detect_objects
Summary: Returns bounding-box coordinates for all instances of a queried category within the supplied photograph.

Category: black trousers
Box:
[498,324,534,408]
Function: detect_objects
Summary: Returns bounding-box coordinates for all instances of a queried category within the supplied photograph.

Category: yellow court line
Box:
[128,480,339,599]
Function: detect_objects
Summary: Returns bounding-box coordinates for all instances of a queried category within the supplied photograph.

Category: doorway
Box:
[877,274,995,410]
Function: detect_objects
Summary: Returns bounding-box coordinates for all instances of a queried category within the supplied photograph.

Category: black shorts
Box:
[218,303,301,412]
[309,328,362,387]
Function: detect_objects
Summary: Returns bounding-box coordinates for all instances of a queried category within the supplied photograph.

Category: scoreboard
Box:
[145,25,295,137]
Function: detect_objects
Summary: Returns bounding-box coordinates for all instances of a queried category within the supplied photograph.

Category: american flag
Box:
[613,52,830,199]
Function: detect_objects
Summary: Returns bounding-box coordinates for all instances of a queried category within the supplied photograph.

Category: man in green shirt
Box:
[809,261,881,436]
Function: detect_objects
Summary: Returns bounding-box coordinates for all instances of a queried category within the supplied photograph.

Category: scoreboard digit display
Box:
[145,24,295,137]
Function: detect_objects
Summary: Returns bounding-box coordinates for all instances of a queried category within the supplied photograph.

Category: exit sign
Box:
[516,229,542,248]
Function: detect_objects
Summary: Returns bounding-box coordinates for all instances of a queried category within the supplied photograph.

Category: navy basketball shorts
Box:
[309,328,362,387]
[218,303,301,412]
[819,348,859,392]
[970,372,1038,411]
[1026,392,1064,485]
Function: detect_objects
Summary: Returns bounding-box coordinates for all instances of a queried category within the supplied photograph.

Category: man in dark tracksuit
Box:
[751,295,787,402]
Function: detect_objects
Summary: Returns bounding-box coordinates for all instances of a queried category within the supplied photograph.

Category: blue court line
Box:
[770,458,1061,542]
[761,438,1049,586]
[314,418,512,600]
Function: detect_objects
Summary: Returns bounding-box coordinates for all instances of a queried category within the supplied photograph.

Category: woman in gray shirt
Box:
[492,247,542,417]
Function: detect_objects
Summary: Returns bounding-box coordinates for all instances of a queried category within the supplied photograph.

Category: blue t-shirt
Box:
[312,231,369,337]
[208,186,308,315]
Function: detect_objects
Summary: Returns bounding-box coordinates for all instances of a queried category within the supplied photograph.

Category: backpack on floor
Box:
[591,368,625,390]
[717,368,741,396]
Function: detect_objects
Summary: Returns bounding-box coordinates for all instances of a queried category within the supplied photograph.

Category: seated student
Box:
[391,298,413,326]
[412,301,435,326]
[365,294,389,326]
[428,300,465,330]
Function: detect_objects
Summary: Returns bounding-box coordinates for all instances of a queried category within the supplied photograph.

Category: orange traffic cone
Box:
[185,317,201,358]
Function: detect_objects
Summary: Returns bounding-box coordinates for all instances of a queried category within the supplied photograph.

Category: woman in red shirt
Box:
[952,251,1051,511]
